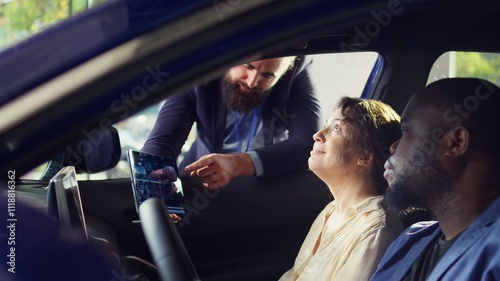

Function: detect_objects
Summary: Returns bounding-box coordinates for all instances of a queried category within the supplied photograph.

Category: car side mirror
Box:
[40,126,122,180]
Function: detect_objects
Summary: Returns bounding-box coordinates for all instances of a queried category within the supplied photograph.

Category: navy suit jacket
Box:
[371,196,500,281]
[142,55,322,176]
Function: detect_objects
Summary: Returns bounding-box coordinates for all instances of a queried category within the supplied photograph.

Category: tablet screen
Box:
[127,150,185,216]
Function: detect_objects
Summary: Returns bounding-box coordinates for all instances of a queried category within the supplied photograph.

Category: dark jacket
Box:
[371,197,500,281]
[142,56,322,176]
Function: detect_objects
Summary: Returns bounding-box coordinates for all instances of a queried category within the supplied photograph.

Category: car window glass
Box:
[20,52,379,180]
[428,52,500,87]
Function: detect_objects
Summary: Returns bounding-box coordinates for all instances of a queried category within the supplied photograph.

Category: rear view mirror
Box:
[40,126,121,180]
[69,126,121,174]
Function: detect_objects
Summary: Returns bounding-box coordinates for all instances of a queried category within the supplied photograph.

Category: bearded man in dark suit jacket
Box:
[142,56,321,189]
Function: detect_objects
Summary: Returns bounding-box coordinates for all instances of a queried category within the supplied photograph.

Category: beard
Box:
[221,75,271,113]
[384,145,451,215]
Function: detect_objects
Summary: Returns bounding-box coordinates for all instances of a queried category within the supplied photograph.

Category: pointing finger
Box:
[184,156,214,173]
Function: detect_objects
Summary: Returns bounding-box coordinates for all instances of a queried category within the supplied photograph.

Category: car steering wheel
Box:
[138,198,200,281]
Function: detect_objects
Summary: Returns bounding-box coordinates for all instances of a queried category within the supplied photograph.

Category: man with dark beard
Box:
[142,56,321,189]
[370,78,500,281]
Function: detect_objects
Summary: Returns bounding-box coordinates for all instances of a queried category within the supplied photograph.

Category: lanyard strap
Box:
[233,108,259,153]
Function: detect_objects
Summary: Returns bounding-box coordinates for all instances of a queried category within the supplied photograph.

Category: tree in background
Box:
[455,52,500,86]
[0,0,107,50]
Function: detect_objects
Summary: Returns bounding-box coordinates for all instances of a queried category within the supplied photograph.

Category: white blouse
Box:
[279,196,404,281]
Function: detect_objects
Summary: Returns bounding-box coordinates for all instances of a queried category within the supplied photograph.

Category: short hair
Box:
[285,56,297,71]
[339,97,401,195]
[275,56,297,77]
[420,78,500,159]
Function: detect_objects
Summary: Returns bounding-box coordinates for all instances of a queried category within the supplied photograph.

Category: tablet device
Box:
[126,149,185,216]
